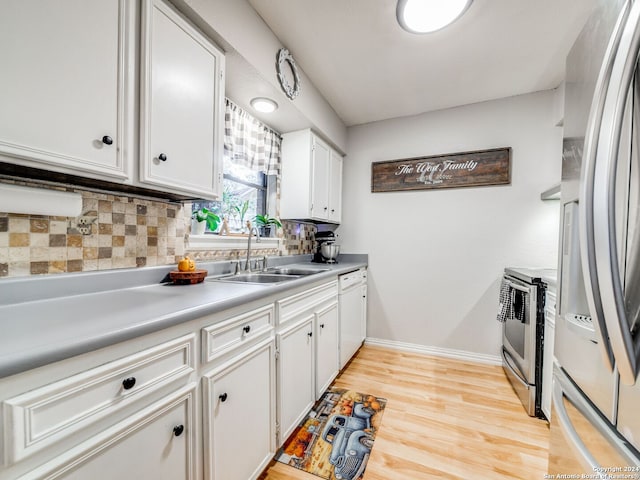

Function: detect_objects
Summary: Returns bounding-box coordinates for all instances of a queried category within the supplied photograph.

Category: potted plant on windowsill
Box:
[254,214,282,238]
[191,208,220,235]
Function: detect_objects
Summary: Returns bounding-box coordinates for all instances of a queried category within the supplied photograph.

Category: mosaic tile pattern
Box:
[0,182,186,277]
[0,181,317,277]
[280,221,316,254]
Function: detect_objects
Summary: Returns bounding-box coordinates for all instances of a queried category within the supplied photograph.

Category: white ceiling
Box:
[248,0,597,127]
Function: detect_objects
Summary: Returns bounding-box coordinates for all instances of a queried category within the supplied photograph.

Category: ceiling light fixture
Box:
[396,0,473,34]
[250,97,278,113]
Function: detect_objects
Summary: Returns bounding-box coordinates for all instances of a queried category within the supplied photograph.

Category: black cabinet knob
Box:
[173,425,184,437]
[320,323,325,329]
[323,206,328,211]
[219,392,228,402]
[158,153,167,162]
[102,135,113,145]
[122,377,136,390]
[243,325,251,334]
[307,332,313,337]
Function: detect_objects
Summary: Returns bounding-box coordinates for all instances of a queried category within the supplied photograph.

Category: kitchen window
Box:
[191,99,281,245]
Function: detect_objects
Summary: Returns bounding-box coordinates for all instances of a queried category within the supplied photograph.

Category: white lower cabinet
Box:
[275,280,342,445]
[276,315,315,444]
[202,337,276,480]
[0,271,368,479]
[315,301,339,398]
[20,384,197,480]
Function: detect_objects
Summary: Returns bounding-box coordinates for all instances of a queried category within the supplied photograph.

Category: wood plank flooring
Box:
[259,345,549,480]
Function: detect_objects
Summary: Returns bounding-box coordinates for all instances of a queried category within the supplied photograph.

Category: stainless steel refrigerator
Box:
[551,0,640,473]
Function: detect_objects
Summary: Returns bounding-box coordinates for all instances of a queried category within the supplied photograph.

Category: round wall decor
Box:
[276,48,300,100]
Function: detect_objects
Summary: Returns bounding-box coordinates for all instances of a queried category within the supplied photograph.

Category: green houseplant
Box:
[192,207,220,235]
[254,214,282,237]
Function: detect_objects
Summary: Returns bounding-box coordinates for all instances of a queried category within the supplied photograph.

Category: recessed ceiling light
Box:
[397,0,473,34]
[250,97,278,113]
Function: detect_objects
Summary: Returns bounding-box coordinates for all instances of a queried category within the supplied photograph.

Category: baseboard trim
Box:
[364,338,502,366]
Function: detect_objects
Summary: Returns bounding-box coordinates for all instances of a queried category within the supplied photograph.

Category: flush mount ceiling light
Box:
[396,0,473,34]
[250,97,278,113]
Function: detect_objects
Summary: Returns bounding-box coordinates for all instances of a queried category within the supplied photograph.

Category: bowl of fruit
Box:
[169,256,207,284]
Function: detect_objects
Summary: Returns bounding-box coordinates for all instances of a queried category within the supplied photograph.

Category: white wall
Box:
[339,90,561,358]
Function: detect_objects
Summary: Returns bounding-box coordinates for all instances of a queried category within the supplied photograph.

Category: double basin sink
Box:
[208,266,329,285]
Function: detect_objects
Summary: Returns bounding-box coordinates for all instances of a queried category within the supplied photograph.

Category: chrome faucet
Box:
[244,226,261,272]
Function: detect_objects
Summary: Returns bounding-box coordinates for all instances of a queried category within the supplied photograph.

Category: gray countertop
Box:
[0,254,367,379]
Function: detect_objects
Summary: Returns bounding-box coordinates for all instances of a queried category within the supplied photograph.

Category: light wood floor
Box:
[260,345,549,480]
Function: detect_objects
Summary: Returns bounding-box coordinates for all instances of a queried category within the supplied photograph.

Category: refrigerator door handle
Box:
[552,375,602,475]
[553,364,640,469]
[578,0,631,373]
[593,0,640,385]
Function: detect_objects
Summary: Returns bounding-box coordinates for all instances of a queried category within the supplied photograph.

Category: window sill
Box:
[188,234,281,251]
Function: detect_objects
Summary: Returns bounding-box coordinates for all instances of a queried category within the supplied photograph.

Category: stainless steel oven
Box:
[500,267,549,418]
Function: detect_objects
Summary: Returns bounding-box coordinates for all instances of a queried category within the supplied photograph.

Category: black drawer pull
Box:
[320,323,325,329]
[308,332,313,337]
[158,153,167,162]
[173,425,184,437]
[219,392,228,402]
[243,325,251,334]
[102,135,113,145]
[122,377,136,390]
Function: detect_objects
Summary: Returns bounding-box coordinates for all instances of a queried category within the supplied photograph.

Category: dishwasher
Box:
[339,270,364,369]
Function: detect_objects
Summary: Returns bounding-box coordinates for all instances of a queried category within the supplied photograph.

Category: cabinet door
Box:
[315,302,339,398]
[310,137,330,220]
[140,0,224,199]
[22,385,196,480]
[203,338,275,480]
[328,151,343,223]
[277,315,315,443]
[361,283,368,342]
[0,0,131,180]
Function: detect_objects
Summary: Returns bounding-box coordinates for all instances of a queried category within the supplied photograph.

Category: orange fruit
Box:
[178,256,196,272]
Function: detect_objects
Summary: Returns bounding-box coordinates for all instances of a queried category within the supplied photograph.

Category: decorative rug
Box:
[275,387,387,480]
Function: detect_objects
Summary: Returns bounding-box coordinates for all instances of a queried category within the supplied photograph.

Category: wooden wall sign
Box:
[371,147,511,193]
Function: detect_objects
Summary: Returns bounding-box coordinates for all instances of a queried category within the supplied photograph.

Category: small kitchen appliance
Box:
[313,231,339,263]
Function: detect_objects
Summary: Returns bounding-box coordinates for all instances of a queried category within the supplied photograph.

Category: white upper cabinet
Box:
[310,138,330,220]
[0,0,133,180]
[0,0,225,200]
[280,129,344,223]
[329,150,343,223]
[140,0,225,200]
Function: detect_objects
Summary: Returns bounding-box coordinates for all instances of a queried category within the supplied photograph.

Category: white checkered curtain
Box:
[224,99,281,175]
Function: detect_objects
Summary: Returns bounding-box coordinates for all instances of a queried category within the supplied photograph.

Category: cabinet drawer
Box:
[3,334,195,464]
[18,383,196,480]
[277,281,338,326]
[201,304,274,363]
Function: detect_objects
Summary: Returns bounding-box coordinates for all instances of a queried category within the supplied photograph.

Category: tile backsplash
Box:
[0,180,316,278]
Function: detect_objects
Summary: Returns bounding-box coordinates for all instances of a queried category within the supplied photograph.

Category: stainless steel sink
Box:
[267,267,329,276]
[208,265,329,285]
[210,273,302,284]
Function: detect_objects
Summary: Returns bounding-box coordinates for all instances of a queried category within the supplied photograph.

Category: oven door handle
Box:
[505,280,531,294]
[502,348,529,389]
